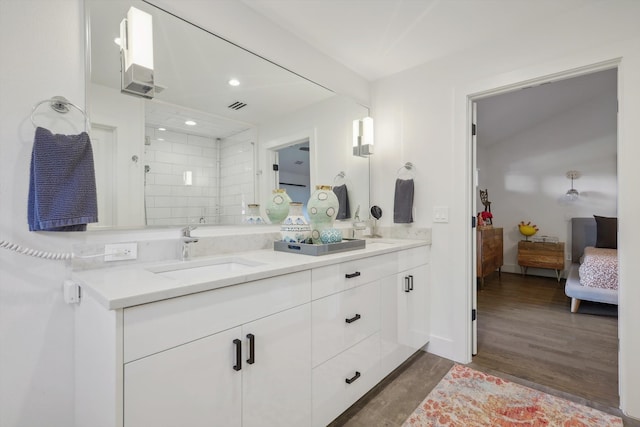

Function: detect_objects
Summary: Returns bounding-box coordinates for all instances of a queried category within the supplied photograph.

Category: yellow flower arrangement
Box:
[518,221,539,240]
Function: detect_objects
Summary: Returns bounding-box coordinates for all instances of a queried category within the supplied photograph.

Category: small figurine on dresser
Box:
[479,189,492,225]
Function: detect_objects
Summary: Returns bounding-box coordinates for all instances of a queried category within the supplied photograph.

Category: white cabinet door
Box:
[380,264,430,376]
[398,264,430,351]
[242,304,311,427]
[124,327,242,427]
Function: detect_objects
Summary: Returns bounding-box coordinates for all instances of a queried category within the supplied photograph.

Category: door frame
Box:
[465,59,620,361]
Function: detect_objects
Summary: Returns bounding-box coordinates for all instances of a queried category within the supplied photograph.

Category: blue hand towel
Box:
[333,184,351,220]
[28,127,98,231]
[393,178,414,223]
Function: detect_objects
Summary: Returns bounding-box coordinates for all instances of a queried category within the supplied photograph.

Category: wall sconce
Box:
[120,7,155,99]
[565,170,580,201]
[353,117,374,157]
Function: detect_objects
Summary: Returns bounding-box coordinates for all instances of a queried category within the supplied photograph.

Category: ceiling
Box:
[476,68,617,147]
[241,0,597,81]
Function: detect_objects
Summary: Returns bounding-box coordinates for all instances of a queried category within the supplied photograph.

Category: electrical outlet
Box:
[104,243,138,261]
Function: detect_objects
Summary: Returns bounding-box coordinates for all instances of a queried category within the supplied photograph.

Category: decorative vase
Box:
[280,202,311,243]
[320,228,342,244]
[265,189,291,224]
[307,185,339,244]
[245,204,265,225]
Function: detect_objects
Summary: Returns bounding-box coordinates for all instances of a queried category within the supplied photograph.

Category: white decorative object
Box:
[244,204,265,224]
[280,202,311,243]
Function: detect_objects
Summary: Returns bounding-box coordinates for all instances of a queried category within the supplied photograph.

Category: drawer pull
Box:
[287,245,302,251]
[345,314,361,324]
[233,339,242,371]
[409,275,414,291]
[247,333,255,365]
[345,371,361,384]
[404,276,410,293]
[345,271,361,279]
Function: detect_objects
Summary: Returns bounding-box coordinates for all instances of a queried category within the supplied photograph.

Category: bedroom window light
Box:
[565,170,580,201]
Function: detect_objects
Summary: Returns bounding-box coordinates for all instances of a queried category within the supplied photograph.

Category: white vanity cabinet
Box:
[124,303,311,427]
[74,243,430,427]
[380,246,430,377]
[75,270,311,427]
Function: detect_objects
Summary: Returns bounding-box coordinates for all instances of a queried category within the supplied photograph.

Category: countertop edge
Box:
[73,239,430,310]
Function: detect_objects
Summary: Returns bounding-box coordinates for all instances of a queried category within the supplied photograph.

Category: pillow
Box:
[594,215,617,249]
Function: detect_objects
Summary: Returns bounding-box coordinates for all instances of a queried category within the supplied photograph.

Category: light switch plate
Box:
[433,206,449,223]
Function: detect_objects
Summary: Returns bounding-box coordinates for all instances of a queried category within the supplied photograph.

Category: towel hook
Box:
[333,171,346,184]
[31,96,91,131]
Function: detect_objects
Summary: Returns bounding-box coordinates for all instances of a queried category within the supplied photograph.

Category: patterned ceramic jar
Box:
[280,202,311,243]
[307,185,339,244]
[320,228,342,244]
[244,204,265,225]
[265,188,292,224]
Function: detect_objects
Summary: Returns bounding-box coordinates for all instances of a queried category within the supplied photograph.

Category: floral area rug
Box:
[402,365,622,426]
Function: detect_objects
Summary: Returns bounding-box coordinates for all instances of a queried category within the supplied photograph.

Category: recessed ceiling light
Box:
[114,37,121,46]
[157,138,164,141]
[185,120,196,126]
[228,79,240,87]
[158,127,166,131]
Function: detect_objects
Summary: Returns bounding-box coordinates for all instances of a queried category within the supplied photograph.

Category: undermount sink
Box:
[148,257,263,282]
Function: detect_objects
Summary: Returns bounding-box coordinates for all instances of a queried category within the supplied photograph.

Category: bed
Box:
[565,216,618,313]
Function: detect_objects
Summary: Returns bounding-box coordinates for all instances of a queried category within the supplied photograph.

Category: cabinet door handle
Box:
[345,371,361,384]
[246,333,255,365]
[345,314,361,324]
[409,275,414,291]
[233,339,242,371]
[345,271,361,279]
[404,276,410,292]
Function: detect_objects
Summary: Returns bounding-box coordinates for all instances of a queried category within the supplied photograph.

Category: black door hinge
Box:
[472,216,476,228]
[472,123,477,136]
[472,309,477,321]
[272,164,279,171]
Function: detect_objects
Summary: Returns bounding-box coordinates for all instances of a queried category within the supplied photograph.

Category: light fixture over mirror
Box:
[119,6,155,99]
[565,170,580,201]
[352,116,374,157]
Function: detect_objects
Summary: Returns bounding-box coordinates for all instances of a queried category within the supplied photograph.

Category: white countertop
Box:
[72,239,429,310]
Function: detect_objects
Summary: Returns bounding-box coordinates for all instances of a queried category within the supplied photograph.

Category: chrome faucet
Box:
[181,226,199,260]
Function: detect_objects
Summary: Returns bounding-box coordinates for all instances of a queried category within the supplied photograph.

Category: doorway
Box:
[469,67,619,406]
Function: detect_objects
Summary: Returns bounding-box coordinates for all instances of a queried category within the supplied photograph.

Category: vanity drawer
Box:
[312,280,380,367]
[123,271,311,362]
[312,332,381,427]
[398,246,429,272]
[312,254,395,300]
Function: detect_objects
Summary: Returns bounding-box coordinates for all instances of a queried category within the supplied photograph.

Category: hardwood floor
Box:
[332,271,640,426]
[470,271,619,408]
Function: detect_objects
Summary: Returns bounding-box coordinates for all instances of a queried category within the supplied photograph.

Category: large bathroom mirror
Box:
[86,0,370,228]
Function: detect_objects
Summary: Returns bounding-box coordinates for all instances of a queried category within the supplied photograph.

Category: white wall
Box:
[478,93,617,276]
[258,95,370,223]
[371,1,640,418]
[0,1,84,426]
[89,83,145,227]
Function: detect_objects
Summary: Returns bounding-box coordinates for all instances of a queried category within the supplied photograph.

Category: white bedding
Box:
[579,246,618,290]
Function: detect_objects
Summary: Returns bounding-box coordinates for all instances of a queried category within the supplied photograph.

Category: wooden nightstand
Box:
[477,227,503,287]
[517,241,565,282]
